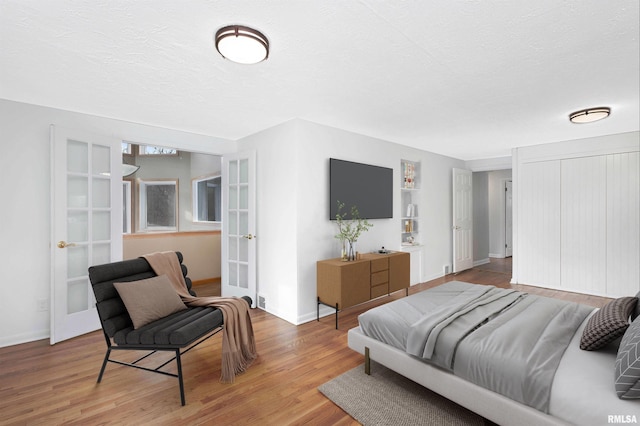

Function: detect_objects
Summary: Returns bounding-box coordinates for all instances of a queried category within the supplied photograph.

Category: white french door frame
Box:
[50,125,122,344]
[504,180,513,257]
[452,168,473,273]
[221,151,257,306]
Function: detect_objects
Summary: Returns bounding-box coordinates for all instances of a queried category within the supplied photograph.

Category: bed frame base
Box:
[348,327,569,426]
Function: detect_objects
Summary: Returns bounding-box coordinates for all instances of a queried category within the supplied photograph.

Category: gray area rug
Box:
[319,361,485,426]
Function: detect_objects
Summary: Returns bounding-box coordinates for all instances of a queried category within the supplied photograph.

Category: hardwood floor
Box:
[0,259,611,425]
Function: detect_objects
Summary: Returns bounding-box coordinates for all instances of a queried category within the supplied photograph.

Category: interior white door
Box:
[452,168,473,273]
[505,180,513,257]
[221,151,257,306]
[50,125,122,344]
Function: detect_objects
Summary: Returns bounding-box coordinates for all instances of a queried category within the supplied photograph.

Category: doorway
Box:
[471,170,512,262]
[505,180,513,257]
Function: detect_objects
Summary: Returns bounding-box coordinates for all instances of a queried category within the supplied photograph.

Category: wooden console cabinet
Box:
[316,251,410,328]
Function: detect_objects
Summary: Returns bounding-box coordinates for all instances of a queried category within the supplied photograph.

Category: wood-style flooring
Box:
[0,258,611,425]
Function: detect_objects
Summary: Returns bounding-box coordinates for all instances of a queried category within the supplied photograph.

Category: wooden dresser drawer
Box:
[316,252,409,328]
[370,257,389,273]
[371,283,388,299]
[371,270,388,286]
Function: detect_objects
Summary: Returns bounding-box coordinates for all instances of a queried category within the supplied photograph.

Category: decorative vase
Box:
[341,240,356,261]
[346,241,356,261]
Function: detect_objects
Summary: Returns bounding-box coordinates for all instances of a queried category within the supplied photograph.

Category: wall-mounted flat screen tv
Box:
[329,158,393,220]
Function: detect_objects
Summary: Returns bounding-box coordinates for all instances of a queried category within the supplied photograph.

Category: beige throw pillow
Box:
[114,275,187,329]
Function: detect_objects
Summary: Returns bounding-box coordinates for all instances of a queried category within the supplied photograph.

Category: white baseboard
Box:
[489,253,506,259]
[423,271,446,281]
[0,329,49,348]
[473,258,490,267]
[299,305,334,325]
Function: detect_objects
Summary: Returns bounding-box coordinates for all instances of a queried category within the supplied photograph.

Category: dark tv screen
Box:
[329,158,393,220]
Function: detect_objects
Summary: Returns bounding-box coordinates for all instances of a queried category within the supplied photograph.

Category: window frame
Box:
[192,174,222,224]
[137,145,178,156]
[121,142,134,156]
[137,178,179,232]
[122,179,133,234]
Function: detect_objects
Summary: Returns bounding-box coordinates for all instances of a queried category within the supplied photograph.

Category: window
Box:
[121,142,133,155]
[138,179,178,231]
[122,181,132,234]
[192,175,221,222]
[138,145,178,156]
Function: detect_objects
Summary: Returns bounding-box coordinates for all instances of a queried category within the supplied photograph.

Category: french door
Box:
[221,151,257,306]
[452,168,473,273]
[50,126,122,344]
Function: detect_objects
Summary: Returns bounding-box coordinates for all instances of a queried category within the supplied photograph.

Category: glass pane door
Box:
[222,151,256,305]
[51,126,122,343]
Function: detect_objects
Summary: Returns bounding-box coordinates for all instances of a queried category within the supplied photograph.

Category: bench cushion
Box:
[113,306,223,346]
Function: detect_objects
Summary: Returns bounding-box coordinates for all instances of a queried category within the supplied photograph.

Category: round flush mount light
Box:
[569,107,611,124]
[215,25,269,64]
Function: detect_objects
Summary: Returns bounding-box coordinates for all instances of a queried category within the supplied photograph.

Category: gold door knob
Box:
[57,241,76,248]
[242,234,256,240]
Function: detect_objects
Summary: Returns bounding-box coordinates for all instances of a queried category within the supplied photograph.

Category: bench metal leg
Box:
[176,349,185,406]
[97,348,111,383]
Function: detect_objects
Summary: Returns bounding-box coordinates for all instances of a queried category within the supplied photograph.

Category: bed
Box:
[347,281,640,426]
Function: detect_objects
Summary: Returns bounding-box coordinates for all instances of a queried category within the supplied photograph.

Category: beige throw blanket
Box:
[143,252,257,383]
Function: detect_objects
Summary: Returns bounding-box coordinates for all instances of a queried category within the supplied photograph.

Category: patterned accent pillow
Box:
[615,316,640,399]
[633,291,640,321]
[580,297,637,351]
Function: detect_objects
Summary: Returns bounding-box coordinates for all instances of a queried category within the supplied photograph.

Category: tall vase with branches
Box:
[334,201,373,261]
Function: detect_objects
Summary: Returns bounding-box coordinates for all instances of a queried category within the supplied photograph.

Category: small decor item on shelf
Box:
[403,162,415,189]
[406,203,414,217]
[404,219,413,233]
[334,201,373,261]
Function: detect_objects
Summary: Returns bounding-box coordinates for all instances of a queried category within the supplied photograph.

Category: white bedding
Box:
[550,310,640,425]
[354,282,640,425]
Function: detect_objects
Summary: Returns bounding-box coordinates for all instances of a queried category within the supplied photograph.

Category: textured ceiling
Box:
[1,0,638,160]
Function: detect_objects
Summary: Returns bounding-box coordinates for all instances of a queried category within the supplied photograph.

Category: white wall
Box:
[191,152,222,179]
[238,119,465,325]
[0,101,464,344]
[0,99,234,347]
[4,98,636,346]
[235,120,302,323]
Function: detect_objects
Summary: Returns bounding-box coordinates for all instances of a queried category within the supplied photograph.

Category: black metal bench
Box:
[88,252,251,405]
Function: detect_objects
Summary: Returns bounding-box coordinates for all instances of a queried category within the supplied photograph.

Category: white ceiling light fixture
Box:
[215,25,269,64]
[569,107,611,124]
[122,164,140,177]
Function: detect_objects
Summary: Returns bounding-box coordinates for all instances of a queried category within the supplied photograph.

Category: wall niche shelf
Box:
[400,159,423,285]
[400,160,421,247]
